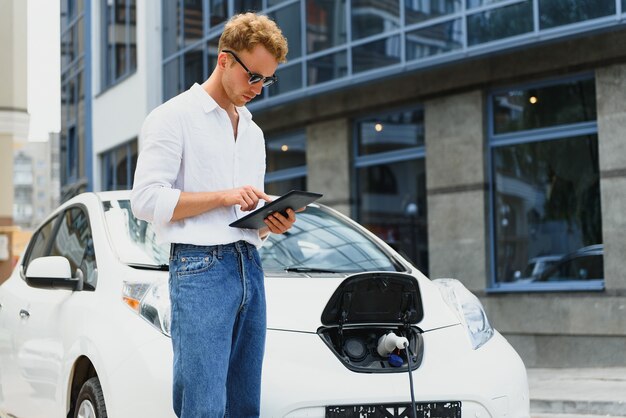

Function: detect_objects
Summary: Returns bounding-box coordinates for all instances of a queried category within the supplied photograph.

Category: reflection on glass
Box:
[269,63,302,96]
[406,19,463,60]
[493,78,596,134]
[493,135,603,284]
[265,177,307,196]
[307,50,348,85]
[268,0,290,5]
[357,159,428,274]
[261,206,401,273]
[357,109,424,155]
[266,131,307,172]
[270,2,302,59]
[353,35,401,73]
[467,1,532,46]
[184,49,204,90]
[184,0,203,45]
[307,0,347,53]
[351,0,400,40]
[115,146,128,189]
[206,37,220,73]
[405,0,461,25]
[50,208,98,288]
[539,0,614,29]
[26,217,58,266]
[103,200,170,266]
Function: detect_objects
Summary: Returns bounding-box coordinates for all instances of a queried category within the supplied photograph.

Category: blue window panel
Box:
[209,0,228,27]
[467,1,533,46]
[270,1,302,59]
[307,50,348,86]
[405,0,462,25]
[306,0,347,53]
[351,0,400,41]
[492,77,596,135]
[491,135,603,285]
[266,131,307,172]
[184,0,204,46]
[356,108,425,156]
[163,57,183,101]
[352,35,401,74]
[406,19,463,61]
[467,0,511,9]
[162,0,183,58]
[539,0,615,29]
[234,0,262,14]
[269,63,302,96]
[183,47,204,89]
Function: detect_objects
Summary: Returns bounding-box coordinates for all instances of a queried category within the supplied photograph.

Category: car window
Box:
[260,206,403,273]
[49,207,98,289]
[23,215,58,271]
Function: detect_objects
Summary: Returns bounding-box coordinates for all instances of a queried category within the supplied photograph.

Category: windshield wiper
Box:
[284,266,350,273]
[126,263,169,271]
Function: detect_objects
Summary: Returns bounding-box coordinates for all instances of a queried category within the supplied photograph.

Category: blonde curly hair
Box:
[218,13,288,63]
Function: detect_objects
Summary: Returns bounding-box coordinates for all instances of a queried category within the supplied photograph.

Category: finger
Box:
[264,218,282,234]
[285,208,297,223]
[295,206,306,213]
[246,188,260,210]
[240,193,254,211]
[250,186,272,202]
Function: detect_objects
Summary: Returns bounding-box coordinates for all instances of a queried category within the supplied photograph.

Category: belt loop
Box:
[217,244,223,259]
[169,243,176,260]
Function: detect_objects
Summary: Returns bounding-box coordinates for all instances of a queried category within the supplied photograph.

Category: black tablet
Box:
[229,190,323,229]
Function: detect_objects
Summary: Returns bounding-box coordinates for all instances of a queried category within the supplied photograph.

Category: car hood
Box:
[264,271,460,333]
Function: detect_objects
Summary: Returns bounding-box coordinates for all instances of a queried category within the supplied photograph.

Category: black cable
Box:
[404,341,417,418]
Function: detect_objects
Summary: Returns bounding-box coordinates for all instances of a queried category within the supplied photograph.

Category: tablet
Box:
[229,190,323,229]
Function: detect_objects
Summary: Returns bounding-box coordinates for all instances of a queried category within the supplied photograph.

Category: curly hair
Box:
[218,13,288,63]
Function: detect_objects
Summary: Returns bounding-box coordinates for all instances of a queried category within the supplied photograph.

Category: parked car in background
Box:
[537,244,604,282]
[514,254,563,283]
[0,191,530,418]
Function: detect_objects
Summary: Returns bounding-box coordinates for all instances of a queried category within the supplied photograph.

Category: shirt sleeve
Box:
[130,106,183,224]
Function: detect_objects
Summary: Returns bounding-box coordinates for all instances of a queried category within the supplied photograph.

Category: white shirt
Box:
[131,83,266,247]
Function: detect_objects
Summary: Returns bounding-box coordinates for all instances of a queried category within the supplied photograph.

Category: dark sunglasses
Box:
[222,49,278,87]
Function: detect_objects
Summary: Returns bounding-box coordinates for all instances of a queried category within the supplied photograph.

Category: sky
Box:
[27,0,60,142]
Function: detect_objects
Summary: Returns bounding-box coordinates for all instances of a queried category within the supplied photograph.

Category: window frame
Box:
[486,73,605,293]
[100,138,138,191]
[101,0,137,90]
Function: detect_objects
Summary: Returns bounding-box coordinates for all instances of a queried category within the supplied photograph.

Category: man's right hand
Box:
[221,186,271,211]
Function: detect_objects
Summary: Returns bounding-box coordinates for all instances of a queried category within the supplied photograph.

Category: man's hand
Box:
[221,186,271,211]
[261,208,297,235]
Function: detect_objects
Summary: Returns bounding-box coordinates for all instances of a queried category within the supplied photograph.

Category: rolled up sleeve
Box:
[131,106,183,224]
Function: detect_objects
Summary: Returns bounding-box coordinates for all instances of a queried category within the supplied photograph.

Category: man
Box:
[131,13,291,418]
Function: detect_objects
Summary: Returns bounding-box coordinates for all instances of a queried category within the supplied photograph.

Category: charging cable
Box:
[404,340,417,418]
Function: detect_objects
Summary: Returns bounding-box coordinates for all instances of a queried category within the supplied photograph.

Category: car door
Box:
[0,214,59,418]
[8,206,98,418]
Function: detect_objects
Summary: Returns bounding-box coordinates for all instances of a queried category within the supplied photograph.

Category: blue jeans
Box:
[169,241,266,418]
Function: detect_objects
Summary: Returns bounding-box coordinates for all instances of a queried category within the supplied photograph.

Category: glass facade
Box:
[354,108,428,274]
[489,76,603,290]
[100,139,138,191]
[264,130,307,196]
[61,0,91,200]
[161,0,625,105]
[102,0,137,88]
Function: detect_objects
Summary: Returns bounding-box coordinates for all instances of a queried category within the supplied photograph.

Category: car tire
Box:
[74,377,108,418]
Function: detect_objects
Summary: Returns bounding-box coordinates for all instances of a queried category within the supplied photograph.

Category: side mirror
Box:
[25,256,83,291]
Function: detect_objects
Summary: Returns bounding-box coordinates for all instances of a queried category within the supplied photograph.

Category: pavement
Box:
[0,368,624,417]
[528,367,626,418]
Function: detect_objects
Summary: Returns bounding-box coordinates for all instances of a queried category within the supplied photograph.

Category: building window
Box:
[488,75,603,291]
[102,0,137,89]
[100,139,138,191]
[353,108,428,274]
[264,130,307,196]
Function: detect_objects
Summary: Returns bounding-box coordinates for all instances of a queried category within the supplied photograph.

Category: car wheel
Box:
[74,377,108,418]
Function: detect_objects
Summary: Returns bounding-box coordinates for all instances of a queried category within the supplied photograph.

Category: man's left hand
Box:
[262,208,297,235]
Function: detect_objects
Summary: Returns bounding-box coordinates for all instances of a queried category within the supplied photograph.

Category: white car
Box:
[0,191,529,418]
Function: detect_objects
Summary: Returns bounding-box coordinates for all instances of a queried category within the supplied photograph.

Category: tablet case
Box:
[229,190,323,229]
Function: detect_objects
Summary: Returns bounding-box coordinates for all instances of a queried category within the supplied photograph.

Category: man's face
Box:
[221,45,279,107]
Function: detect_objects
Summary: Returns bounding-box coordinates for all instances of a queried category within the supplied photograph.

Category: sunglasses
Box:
[222,49,278,87]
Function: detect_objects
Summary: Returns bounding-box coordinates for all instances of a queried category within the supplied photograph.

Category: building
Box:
[67,0,626,367]
[0,0,28,282]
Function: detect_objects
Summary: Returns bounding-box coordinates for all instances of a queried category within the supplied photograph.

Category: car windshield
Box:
[103,200,403,273]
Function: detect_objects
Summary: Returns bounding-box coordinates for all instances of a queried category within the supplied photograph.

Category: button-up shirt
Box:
[131,83,266,247]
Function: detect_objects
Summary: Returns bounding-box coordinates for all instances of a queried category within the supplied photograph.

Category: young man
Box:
[131,13,291,418]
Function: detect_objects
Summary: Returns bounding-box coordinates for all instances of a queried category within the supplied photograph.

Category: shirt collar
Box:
[190,83,253,122]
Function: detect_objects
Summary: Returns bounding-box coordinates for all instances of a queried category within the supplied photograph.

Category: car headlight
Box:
[433,278,494,349]
[122,279,171,337]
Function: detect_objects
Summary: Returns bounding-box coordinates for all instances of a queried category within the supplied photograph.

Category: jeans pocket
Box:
[250,249,264,271]
[175,252,216,277]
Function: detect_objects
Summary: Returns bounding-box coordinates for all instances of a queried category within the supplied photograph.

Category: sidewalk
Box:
[529,367,626,417]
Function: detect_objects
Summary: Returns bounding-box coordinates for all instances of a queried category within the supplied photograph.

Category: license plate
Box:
[326,401,462,418]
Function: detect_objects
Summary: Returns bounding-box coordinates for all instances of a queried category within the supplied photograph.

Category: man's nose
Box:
[252,82,263,96]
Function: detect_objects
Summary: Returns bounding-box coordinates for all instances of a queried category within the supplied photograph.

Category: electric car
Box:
[0,191,529,418]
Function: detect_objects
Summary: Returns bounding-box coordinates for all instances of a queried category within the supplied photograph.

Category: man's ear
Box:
[218,52,229,69]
